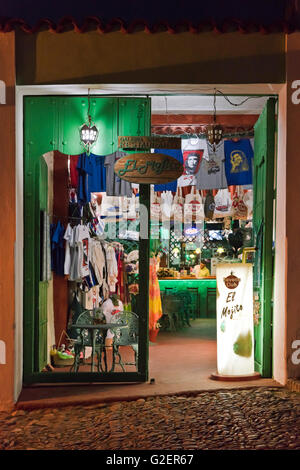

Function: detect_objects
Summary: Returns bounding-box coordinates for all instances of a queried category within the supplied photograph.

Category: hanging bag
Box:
[150,187,161,222]
[232,186,248,219]
[213,188,233,219]
[184,186,205,223]
[204,190,215,220]
[160,190,174,223]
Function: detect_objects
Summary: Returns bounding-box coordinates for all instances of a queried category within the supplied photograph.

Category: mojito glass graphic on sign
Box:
[216,264,254,376]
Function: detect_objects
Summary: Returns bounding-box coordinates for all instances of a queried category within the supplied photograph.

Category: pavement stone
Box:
[0,387,299,450]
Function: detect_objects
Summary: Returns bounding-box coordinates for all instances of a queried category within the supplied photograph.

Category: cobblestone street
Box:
[0,387,299,451]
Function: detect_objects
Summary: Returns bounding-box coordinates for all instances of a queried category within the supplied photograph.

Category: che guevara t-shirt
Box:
[153,148,184,192]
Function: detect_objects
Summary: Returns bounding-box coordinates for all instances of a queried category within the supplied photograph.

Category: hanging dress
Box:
[149,256,163,343]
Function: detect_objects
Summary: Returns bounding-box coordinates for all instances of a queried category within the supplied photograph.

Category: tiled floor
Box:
[17,319,281,409]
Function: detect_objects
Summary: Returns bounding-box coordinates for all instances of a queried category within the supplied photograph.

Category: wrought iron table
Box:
[70,323,127,372]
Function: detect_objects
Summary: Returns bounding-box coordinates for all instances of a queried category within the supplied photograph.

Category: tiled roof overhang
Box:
[0,1,298,34]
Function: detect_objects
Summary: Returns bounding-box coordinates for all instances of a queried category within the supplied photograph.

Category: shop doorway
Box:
[146,95,276,384]
[21,90,277,386]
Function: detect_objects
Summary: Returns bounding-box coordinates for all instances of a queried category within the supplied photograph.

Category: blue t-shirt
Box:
[154,148,183,192]
[77,153,106,203]
[51,220,65,276]
[224,139,253,186]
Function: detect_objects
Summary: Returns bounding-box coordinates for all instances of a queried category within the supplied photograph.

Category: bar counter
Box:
[158,276,216,318]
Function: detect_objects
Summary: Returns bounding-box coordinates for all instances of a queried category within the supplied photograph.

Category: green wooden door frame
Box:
[253,97,276,378]
[23,96,151,384]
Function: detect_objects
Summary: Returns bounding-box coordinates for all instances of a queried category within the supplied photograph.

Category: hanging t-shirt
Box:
[69,155,79,188]
[104,151,133,197]
[224,139,254,186]
[182,137,209,160]
[153,148,184,192]
[77,225,91,278]
[51,220,65,276]
[196,140,227,190]
[77,153,106,204]
[64,223,73,275]
[178,149,204,187]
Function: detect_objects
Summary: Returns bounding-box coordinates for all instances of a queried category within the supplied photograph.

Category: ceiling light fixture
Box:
[79,89,99,154]
[206,89,223,149]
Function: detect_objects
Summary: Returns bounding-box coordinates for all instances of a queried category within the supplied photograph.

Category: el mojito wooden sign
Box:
[118,136,181,150]
[114,152,183,184]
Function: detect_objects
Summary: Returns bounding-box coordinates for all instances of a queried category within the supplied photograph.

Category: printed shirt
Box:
[224,139,254,186]
[104,151,133,197]
[153,148,184,192]
[77,153,106,203]
[196,140,228,190]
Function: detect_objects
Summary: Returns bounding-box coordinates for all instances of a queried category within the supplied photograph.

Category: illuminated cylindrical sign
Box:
[216,264,254,376]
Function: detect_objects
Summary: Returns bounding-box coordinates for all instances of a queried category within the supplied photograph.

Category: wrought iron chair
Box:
[109,311,139,372]
[70,309,107,373]
[161,289,190,331]
[177,290,193,327]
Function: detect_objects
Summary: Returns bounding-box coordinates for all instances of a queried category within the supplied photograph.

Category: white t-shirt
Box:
[182,137,209,160]
[77,225,91,278]
[101,299,124,339]
[196,140,228,190]
[64,223,73,275]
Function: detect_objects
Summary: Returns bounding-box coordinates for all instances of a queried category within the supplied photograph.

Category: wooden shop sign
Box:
[114,152,183,184]
[118,136,181,150]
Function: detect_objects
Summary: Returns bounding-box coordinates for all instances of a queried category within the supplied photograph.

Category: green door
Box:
[253,97,276,377]
[36,156,49,371]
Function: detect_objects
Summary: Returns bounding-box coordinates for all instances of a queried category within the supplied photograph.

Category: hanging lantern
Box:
[205,90,223,147]
[79,90,99,154]
[206,123,223,146]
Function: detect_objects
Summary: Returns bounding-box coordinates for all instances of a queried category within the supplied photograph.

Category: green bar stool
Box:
[187,287,199,320]
[206,287,217,318]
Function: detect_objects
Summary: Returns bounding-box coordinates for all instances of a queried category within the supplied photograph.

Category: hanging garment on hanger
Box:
[182,137,209,160]
[64,223,73,275]
[69,155,80,188]
[178,149,204,187]
[196,140,228,190]
[224,139,254,186]
[149,256,163,343]
[104,151,133,197]
[77,153,106,204]
[51,220,65,276]
[90,239,106,287]
[77,224,91,278]
[116,248,125,303]
[153,148,184,192]
[68,225,82,282]
[105,244,119,292]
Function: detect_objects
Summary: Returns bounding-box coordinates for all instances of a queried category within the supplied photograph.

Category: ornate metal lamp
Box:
[79,90,99,154]
[206,90,223,149]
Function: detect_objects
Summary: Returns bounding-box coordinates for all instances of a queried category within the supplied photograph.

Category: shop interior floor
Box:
[16,319,281,410]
